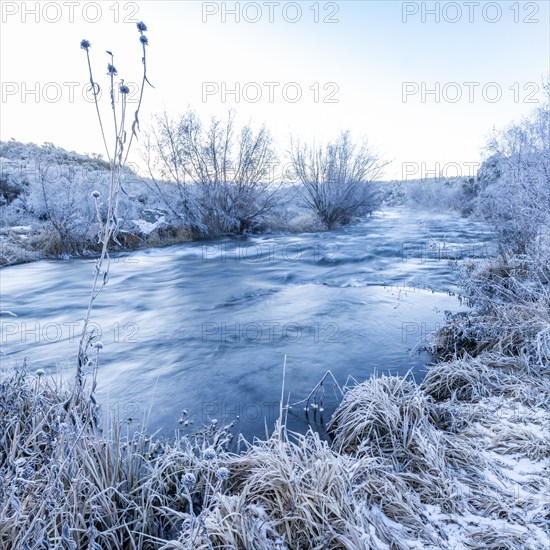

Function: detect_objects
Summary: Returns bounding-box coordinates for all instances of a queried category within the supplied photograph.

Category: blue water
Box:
[0,207,494,441]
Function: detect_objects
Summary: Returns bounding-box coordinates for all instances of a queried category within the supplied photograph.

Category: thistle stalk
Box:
[75,24,151,396]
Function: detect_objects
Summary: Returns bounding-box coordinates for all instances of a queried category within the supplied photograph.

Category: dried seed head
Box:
[80,39,91,50]
[181,473,195,488]
[216,467,229,481]
[203,447,216,461]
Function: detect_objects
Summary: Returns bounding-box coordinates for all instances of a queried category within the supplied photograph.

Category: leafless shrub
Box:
[144,109,279,236]
[289,131,386,229]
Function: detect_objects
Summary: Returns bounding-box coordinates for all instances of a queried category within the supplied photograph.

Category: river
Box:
[0,207,495,442]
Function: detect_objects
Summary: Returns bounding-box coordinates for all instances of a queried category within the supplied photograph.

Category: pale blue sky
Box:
[1,1,549,179]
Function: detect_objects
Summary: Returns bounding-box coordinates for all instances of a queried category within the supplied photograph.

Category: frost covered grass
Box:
[433,257,550,364]
[0,362,237,548]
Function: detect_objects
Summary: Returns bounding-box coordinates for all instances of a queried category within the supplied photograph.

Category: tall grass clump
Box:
[0,362,239,548]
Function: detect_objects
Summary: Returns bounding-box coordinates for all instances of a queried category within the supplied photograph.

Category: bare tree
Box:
[142,111,201,231]
[477,87,550,254]
[144,109,279,235]
[289,131,386,229]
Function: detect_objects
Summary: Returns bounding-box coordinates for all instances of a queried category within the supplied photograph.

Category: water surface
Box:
[0,207,494,441]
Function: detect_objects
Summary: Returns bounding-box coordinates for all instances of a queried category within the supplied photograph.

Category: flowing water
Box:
[0,207,495,441]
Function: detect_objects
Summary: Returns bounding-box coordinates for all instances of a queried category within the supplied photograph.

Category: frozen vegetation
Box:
[0,120,385,266]
[0,139,180,264]
[0,22,548,549]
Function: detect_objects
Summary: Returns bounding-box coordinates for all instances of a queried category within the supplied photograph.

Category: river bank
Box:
[0,221,195,267]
